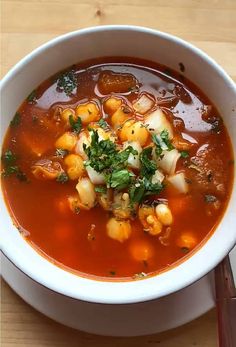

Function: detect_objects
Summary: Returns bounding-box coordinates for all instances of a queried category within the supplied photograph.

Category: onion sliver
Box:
[167,172,188,193]
[144,108,173,139]
[158,149,180,175]
[133,94,155,114]
[86,166,105,184]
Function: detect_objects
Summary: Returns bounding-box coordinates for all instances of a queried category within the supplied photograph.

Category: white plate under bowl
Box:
[1,247,235,336]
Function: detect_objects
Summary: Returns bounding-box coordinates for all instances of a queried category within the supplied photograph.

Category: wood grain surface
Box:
[1,0,236,346]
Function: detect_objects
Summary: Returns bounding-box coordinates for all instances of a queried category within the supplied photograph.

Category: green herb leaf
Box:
[10,112,21,127]
[69,115,82,134]
[129,181,146,204]
[1,150,17,165]
[109,169,132,190]
[95,186,107,193]
[129,177,164,204]
[98,118,109,130]
[160,129,174,150]
[180,151,189,158]
[2,165,19,177]
[27,90,37,103]
[204,194,217,203]
[140,147,156,178]
[55,148,69,158]
[84,130,117,173]
[56,172,69,184]
[57,70,77,96]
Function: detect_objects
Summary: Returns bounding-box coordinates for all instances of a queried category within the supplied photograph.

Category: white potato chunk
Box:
[106,218,132,242]
[76,177,96,210]
[144,108,173,139]
[123,141,142,169]
[64,154,84,180]
[86,166,105,184]
[133,94,155,114]
[167,172,188,194]
[158,149,181,175]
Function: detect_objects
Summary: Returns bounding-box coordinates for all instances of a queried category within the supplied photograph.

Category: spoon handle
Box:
[215,256,236,347]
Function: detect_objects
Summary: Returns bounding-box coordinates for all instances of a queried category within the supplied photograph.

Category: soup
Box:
[1,58,234,280]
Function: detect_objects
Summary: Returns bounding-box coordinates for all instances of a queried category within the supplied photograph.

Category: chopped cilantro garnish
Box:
[69,115,82,134]
[180,151,189,158]
[56,172,69,183]
[152,130,174,158]
[1,149,27,181]
[1,150,17,165]
[10,112,21,127]
[83,129,164,204]
[95,186,107,193]
[57,70,77,96]
[160,129,174,150]
[2,165,19,177]
[108,169,133,190]
[129,177,163,204]
[27,90,37,103]
[98,118,109,130]
[140,147,157,178]
[55,148,69,158]
[84,130,136,174]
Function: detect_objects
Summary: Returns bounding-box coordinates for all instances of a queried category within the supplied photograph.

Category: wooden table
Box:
[1,1,236,346]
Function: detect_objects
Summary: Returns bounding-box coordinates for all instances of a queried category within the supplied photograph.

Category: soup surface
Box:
[1,58,234,280]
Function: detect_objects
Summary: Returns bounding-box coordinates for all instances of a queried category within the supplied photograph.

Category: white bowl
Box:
[1,25,236,305]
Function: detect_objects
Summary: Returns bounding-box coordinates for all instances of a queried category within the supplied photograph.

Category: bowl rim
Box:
[1,25,236,304]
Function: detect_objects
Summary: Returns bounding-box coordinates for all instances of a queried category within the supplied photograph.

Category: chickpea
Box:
[111,107,131,129]
[76,102,100,124]
[61,108,75,123]
[155,204,173,226]
[97,191,112,211]
[64,154,84,180]
[138,206,162,235]
[119,120,149,146]
[55,132,77,151]
[75,177,96,210]
[95,127,116,142]
[104,97,122,115]
[129,240,154,262]
[106,218,132,242]
[113,192,131,219]
[176,232,197,250]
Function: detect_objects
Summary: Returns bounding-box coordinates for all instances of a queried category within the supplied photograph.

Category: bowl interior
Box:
[1,26,236,304]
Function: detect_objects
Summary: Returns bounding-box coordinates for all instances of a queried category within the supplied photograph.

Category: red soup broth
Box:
[1,57,234,280]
